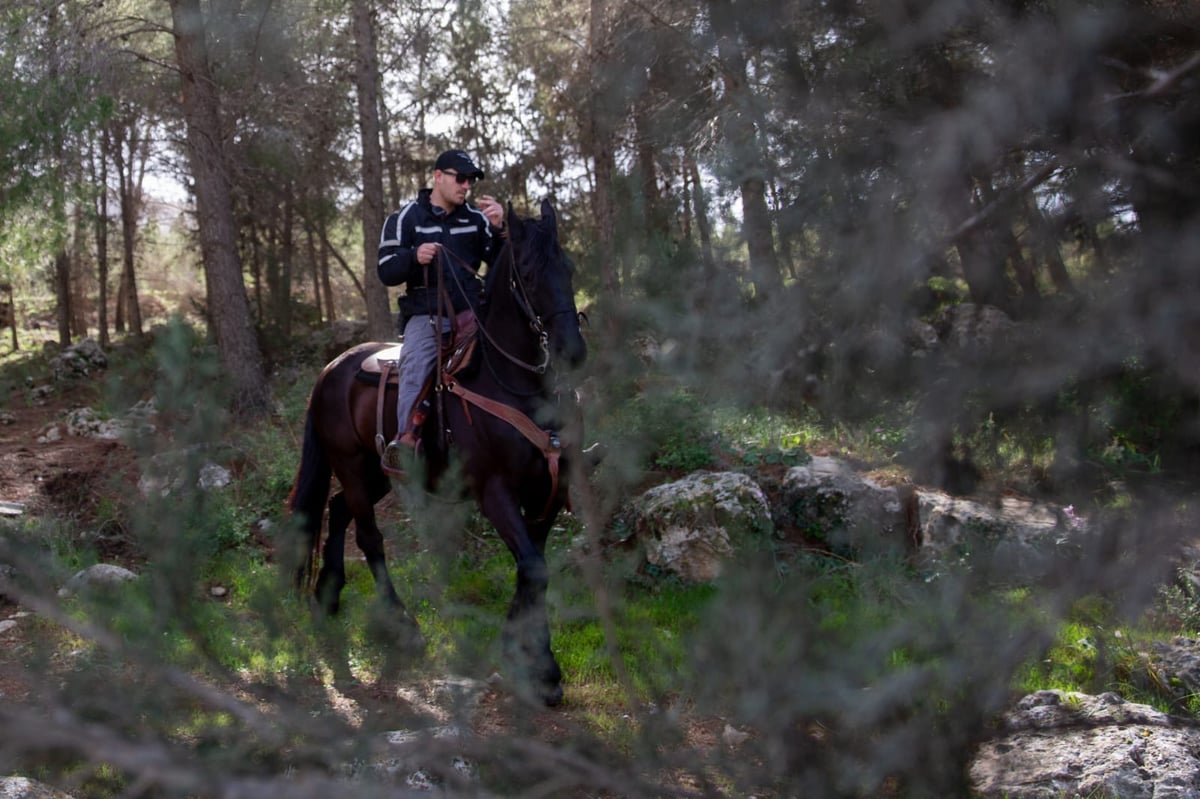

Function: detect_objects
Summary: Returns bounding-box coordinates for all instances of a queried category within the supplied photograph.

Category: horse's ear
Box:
[540,199,557,237]
[506,202,524,243]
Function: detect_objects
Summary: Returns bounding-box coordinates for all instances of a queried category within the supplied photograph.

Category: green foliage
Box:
[1152,573,1200,635]
[710,405,815,467]
[602,386,717,473]
[558,576,717,700]
[1013,619,1103,694]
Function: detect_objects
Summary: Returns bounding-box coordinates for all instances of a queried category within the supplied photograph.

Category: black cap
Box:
[434,149,485,180]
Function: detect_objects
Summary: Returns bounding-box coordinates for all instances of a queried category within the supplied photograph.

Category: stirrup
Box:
[381,433,418,477]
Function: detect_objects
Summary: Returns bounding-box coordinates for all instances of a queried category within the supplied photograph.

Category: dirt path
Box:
[0,385,138,521]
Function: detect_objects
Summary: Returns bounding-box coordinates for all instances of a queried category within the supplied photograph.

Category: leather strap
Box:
[441,373,562,521]
[375,358,393,456]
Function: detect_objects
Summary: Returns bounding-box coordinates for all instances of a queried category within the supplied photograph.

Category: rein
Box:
[438,244,550,375]
[425,237,570,520]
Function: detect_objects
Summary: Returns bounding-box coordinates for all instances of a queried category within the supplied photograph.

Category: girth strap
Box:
[440,373,563,520]
[374,358,395,456]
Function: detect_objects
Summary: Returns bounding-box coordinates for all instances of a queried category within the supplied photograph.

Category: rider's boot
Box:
[381,431,419,478]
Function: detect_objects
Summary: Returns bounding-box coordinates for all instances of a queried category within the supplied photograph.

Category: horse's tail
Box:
[286,402,331,593]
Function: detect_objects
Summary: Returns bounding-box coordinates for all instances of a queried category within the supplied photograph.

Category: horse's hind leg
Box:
[311,491,351,615]
[341,470,425,652]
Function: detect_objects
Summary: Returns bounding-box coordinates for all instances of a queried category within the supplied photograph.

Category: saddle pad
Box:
[360,343,404,374]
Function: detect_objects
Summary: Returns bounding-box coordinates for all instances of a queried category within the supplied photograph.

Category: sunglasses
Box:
[441,170,477,186]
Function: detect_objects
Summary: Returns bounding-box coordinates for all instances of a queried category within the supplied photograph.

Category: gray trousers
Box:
[397,314,452,434]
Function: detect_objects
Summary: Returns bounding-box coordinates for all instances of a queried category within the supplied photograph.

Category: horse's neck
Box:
[477,279,546,399]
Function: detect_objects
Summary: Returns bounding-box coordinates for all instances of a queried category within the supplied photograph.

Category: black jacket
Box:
[377,189,502,322]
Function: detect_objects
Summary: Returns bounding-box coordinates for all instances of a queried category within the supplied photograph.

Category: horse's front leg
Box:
[480,479,563,706]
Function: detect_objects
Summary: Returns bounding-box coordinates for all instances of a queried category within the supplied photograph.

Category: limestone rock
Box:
[941,303,1017,353]
[137,446,234,497]
[59,563,138,597]
[1144,638,1200,708]
[780,456,909,556]
[49,338,107,381]
[971,690,1200,799]
[629,471,773,583]
[0,776,77,799]
[914,489,1082,576]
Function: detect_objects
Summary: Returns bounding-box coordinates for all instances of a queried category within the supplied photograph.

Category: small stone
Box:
[37,425,62,443]
[59,563,138,597]
[722,723,750,747]
[198,463,232,490]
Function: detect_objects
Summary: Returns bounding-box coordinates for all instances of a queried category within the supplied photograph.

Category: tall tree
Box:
[110,109,148,338]
[352,0,393,339]
[708,0,782,301]
[583,0,620,306]
[91,131,112,348]
[168,0,270,417]
[47,4,75,348]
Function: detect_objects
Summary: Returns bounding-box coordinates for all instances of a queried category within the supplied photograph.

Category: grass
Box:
[7,322,1200,796]
[10,338,1183,712]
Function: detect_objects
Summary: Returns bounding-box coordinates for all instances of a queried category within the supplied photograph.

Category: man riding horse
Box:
[376,148,506,475]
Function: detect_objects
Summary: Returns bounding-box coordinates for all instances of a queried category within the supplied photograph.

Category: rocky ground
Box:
[5,338,1200,798]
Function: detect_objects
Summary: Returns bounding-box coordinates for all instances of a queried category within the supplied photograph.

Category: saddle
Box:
[359,313,481,458]
[360,312,567,519]
[358,309,480,383]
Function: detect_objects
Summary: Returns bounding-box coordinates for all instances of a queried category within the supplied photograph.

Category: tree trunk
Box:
[70,201,88,339]
[319,221,366,300]
[54,250,72,346]
[115,271,126,333]
[304,215,324,325]
[265,207,280,327]
[280,182,295,340]
[351,0,393,340]
[379,96,401,212]
[48,6,71,348]
[318,215,338,325]
[3,282,17,351]
[584,0,620,309]
[633,97,664,239]
[956,178,1015,313]
[249,214,264,322]
[978,177,1039,313]
[712,8,782,300]
[168,0,270,418]
[95,132,111,349]
[1023,199,1075,294]
[688,157,717,277]
[680,154,693,241]
[114,122,144,338]
[739,174,782,299]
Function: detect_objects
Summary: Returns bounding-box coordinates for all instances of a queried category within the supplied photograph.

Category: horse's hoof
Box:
[583,441,607,469]
[398,621,427,656]
[309,594,340,617]
[540,681,564,707]
[367,603,427,658]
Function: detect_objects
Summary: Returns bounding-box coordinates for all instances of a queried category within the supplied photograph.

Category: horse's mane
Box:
[482,212,567,302]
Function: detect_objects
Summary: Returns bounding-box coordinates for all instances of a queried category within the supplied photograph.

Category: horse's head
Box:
[506,199,588,371]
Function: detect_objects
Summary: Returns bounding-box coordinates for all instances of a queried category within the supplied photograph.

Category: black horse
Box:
[287,200,587,705]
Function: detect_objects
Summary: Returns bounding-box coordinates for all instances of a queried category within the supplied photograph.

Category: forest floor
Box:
[0,381,139,698]
[0,364,726,795]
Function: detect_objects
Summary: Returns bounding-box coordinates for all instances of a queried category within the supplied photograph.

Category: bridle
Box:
[427,232,579,521]
[437,238,576,378]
